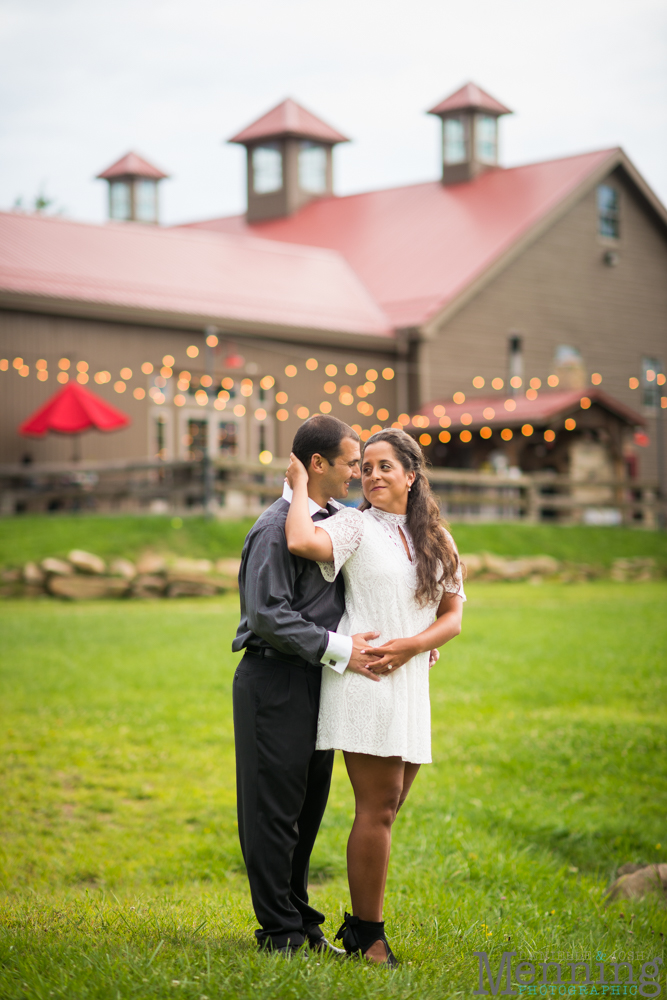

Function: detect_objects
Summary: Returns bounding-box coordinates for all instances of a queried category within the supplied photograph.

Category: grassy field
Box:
[1,513,667,570]
[1,582,666,999]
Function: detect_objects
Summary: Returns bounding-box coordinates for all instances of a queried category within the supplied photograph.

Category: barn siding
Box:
[0,311,398,462]
[422,168,667,478]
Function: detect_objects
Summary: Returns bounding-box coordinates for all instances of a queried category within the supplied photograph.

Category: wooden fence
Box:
[0,458,662,527]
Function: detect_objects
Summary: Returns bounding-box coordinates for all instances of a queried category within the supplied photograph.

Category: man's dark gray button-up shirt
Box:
[232,498,345,665]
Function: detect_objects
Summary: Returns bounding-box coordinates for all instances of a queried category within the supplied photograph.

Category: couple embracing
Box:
[232,414,465,966]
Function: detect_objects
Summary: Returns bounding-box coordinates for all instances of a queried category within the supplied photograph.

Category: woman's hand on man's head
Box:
[285,452,308,489]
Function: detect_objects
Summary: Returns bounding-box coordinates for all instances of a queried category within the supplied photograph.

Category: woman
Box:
[285,428,465,967]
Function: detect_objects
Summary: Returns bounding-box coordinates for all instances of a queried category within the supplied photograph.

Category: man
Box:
[232,414,381,954]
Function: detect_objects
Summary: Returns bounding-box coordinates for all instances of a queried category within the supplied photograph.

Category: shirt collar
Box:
[282,481,341,516]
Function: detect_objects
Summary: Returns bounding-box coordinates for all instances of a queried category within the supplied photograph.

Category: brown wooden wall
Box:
[0,310,398,464]
[421,167,667,479]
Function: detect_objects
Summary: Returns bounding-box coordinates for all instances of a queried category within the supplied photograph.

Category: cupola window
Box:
[429,82,512,184]
[597,185,619,239]
[97,152,168,224]
[476,115,497,164]
[109,181,131,221]
[298,142,327,193]
[252,144,283,194]
[229,97,348,221]
[444,118,466,164]
[135,179,158,222]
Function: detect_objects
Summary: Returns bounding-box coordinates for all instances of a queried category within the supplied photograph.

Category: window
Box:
[252,144,283,194]
[135,179,157,222]
[218,421,238,458]
[508,336,523,389]
[444,118,466,164]
[597,185,619,238]
[109,181,131,220]
[642,356,662,408]
[154,414,168,460]
[298,142,327,193]
[476,116,497,164]
[187,419,208,461]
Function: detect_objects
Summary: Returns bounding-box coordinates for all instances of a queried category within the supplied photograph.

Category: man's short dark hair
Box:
[292,414,359,470]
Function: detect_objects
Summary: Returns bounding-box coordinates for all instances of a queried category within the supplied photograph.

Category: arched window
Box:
[252,144,283,194]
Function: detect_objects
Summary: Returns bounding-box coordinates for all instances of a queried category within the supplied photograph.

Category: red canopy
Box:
[19,382,130,436]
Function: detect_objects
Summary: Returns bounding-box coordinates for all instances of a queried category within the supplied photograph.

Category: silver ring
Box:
[388,666,393,671]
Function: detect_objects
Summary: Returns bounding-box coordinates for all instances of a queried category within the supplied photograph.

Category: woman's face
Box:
[361,441,415,513]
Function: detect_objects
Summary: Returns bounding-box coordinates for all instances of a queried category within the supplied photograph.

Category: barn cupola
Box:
[428,82,512,185]
[228,98,349,223]
[96,152,169,224]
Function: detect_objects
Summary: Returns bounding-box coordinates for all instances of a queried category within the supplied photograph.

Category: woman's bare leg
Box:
[398,761,421,812]
[343,752,421,962]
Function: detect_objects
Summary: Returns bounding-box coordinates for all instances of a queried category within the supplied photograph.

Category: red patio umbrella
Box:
[19,382,130,460]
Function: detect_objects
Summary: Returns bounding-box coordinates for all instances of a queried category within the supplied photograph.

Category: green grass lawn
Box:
[1,514,666,570]
[1,584,666,999]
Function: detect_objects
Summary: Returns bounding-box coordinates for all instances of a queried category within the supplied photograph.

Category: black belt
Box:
[245,645,319,670]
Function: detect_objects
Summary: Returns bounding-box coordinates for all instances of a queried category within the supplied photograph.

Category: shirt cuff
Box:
[320,631,352,674]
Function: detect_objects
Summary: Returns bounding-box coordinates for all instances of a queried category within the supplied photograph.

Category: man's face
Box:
[319,436,361,499]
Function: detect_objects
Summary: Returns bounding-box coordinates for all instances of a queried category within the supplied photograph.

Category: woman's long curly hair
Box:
[359,428,459,606]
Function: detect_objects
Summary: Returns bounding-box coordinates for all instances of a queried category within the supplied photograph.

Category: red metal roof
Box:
[418,388,645,430]
[428,82,512,117]
[229,98,349,145]
[0,212,391,339]
[20,382,130,436]
[183,148,619,329]
[96,152,169,180]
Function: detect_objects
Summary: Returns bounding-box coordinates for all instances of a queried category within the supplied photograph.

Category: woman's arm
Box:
[364,591,463,673]
[284,453,334,562]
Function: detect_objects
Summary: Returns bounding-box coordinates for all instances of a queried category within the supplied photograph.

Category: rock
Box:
[523,555,560,575]
[171,557,213,574]
[109,558,137,581]
[68,550,106,575]
[23,561,45,584]
[606,863,667,902]
[41,557,73,576]
[460,553,560,581]
[131,574,167,598]
[611,557,657,582]
[167,579,220,598]
[136,554,167,575]
[482,554,533,581]
[617,863,647,877]
[48,575,129,600]
[0,569,24,597]
[460,554,483,578]
[215,558,242,577]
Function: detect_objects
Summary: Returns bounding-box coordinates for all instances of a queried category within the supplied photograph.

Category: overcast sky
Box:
[1,0,666,225]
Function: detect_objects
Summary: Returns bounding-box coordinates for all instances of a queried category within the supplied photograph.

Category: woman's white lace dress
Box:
[315,507,466,764]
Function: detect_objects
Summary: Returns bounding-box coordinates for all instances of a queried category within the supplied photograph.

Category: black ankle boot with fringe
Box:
[334,912,398,968]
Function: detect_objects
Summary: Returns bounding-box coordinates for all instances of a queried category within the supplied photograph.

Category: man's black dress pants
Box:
[233,651,335,949]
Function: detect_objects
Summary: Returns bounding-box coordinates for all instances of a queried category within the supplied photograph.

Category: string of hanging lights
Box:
[2,352,665,452]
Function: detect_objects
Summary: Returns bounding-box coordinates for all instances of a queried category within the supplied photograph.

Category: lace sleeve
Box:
[316,507,365,582]
[442,529,467,602]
